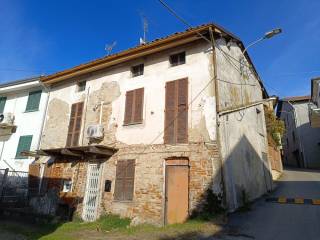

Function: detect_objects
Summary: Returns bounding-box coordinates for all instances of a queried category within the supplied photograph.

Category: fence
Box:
[0,168,29,207]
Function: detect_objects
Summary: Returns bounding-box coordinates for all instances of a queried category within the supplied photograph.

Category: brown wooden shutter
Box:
[124,91,134,125]
[125,160,135,200]
[134,88,144,123]
[164,81,176,144]
[164,79,188,144]
[177,78,188,143]
[124,88,144,125]
[114,160,135,201]
[66,102,84,147]
[114,161,125,200]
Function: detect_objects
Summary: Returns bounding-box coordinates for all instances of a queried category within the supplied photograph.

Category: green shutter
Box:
[26,90,42,112]
[0,97,7,113]
[15,135,33,159]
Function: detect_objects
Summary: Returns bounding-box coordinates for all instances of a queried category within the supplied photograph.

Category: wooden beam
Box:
[87,146,115,156]
[61,149,83,157]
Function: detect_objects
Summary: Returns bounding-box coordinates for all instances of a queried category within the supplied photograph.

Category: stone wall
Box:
[100,143,221,226]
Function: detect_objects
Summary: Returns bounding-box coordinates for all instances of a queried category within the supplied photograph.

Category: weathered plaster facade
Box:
[215,38,272,210]
[39,41,223,225]
[37,24,272,225]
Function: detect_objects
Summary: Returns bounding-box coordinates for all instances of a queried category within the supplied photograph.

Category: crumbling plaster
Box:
[41,41,218,149]
[214,38,271,211]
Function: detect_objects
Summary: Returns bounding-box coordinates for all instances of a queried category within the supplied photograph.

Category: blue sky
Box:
[1,0,319,98]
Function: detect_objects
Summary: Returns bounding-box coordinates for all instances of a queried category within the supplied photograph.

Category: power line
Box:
[157,0,254,72]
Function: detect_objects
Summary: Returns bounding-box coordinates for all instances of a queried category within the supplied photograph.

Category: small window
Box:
[15,135,33,159]
[169,52,185,67]
[77,81,86,92]
[0,97,7,114]
[26,90,42,112]
[62,180,72,192]
[114,160,135,201]
[124,88,144,125]
[131,64,144,77]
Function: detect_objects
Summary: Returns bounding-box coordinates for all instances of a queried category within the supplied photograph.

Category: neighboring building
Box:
[0,77,48,172]
[277,96,320,169]
[31,23,273,225]
[309,77,320,127]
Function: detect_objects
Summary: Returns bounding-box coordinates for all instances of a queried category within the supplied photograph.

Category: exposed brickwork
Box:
[100,143,221,226]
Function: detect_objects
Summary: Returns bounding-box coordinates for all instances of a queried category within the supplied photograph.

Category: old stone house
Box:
[32,23,274,225]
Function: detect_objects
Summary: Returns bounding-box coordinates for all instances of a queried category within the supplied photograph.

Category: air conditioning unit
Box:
[87,124,104,140]
[0,113,15,126]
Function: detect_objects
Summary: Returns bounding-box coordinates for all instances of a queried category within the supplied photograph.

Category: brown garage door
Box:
[165,159,189,224]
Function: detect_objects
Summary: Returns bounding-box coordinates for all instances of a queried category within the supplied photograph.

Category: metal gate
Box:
[0,168,29,207]
[82,163,102,221]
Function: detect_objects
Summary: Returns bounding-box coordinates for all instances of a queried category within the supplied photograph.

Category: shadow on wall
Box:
[189,135,272,220]
[295,122,320,169]
[221,135,272,211]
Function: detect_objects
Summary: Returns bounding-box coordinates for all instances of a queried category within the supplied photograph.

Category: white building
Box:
[0,77,48,172]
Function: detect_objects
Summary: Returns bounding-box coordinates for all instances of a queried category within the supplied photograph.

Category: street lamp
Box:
[240,28,282,75]
[242,28,282,55]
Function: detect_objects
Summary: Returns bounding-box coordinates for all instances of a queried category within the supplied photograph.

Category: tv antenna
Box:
[105,41,117,56]
[140,14,148,44]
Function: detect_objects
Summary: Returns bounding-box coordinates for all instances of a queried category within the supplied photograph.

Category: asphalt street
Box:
[218,168,320,240]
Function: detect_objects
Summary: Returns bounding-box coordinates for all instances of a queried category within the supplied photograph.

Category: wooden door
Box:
[165,163,189,224]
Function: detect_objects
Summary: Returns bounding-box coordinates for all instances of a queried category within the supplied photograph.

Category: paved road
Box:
[217,168,320,240]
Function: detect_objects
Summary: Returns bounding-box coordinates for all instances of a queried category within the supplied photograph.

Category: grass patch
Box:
[0,214,223,240]
[0,214,130,240]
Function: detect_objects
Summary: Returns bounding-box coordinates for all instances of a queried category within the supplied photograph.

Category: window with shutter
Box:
[124,88,144,125]
[26,90,42,112]
[164,78,188,144]
[0,97,7,113]
[15,135,33,159]
[66,102,84,147]
[114,160,135,201]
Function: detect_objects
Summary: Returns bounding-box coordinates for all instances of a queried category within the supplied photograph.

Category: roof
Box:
[282,95,311,102]
[40,23,267,97]
[0,76,41,88]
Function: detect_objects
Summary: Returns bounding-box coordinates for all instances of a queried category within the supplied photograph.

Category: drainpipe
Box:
[81,86,91,146]
[37,81,51,150]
